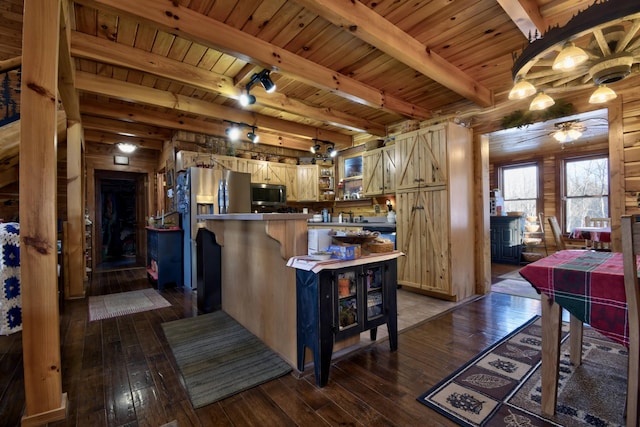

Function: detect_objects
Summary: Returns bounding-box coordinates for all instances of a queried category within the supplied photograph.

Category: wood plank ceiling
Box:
[0,0,621,159]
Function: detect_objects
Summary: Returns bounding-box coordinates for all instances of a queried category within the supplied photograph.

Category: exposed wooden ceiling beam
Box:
[81,115,171,141]
[496,0,545,39]
[74,71,353,147]
[80,100,317,151]
[70,32,386,135]
[82,129,164,151]
[58,0,81,123]
[75,0,432,120]
[294,0,492,108]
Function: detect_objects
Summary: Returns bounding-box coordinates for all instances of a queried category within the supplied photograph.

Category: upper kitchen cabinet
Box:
[363,145,396,196]
[245,159,287,185]
[396,126,449,190]
[396,123,474,300]
[297,164,320,202]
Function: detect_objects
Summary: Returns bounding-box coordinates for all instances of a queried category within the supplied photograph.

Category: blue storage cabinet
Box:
[490,216,523,264]
[146,227,183,290]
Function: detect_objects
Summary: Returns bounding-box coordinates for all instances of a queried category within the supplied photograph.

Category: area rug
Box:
[161,310,292,409]
[88,288,171,321]
[491,279,541,299]
[497,269,526,281]
[418,317,628,426]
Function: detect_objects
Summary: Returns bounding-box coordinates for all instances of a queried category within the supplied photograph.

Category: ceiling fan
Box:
[517,116,609,146]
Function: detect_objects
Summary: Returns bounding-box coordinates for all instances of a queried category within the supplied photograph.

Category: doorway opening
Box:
[95,171,147,271]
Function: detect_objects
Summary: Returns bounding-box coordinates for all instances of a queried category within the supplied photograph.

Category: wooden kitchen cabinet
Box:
[363,145,396,196]
[297,164,319,201]
[245,159,286,185]
[395,123,474,300]
[284,164,298,201]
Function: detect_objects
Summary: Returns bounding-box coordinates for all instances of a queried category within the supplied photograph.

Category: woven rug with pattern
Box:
[418,316,627,426]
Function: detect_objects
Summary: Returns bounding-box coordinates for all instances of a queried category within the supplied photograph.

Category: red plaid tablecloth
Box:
[519,250,630,347]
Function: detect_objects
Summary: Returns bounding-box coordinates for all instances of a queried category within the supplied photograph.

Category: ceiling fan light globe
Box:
[589,85,617,104]
[567,129,582,140]
[508,80,536,100]
[552,43,588,71]
[529,92,555,111]
[553,131,568,143]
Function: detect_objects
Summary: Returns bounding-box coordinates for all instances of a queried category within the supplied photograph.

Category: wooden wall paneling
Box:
[19,0,67,424]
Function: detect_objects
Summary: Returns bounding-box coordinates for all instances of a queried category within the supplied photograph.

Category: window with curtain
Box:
[563,155,609,233]
[500,163,540,216]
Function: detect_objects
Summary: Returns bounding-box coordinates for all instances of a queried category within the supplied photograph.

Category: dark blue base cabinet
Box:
[294,255,399,387]
[146,227,183,290]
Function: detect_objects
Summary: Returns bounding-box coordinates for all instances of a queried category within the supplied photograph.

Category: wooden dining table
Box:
[519,249,630,416]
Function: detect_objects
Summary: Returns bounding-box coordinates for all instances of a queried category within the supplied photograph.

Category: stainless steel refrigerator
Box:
[176,167,251,289]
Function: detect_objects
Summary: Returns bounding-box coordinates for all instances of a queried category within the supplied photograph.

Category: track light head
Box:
[225,125,241,141]
[239,90,256,107]
[247,129,259,144]
[259,70,276,93]
[310,144,321,154]
[327,146,337,158]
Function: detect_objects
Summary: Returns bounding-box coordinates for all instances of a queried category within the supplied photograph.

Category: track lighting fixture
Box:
[310,139,338,158]
[240,69,277,108]
[224,121,260,144]
[247,126,259,144]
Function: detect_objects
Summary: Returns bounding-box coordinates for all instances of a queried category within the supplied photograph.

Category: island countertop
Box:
[197,213,312,221]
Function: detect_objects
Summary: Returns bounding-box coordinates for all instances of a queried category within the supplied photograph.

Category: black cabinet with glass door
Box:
[293,254,400,387]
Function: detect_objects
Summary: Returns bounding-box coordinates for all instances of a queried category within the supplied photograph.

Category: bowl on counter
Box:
[311,214,323,222]
[525,224,540,232]
[310,251,332,261]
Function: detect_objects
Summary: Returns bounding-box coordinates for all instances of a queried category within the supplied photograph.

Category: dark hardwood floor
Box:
[0,264,541,426]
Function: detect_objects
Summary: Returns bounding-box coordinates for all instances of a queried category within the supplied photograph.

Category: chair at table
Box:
[547,216,583,251]
[584,216,612,250]
[621,214,640,427]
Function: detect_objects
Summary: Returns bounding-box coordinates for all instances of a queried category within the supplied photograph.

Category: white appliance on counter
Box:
[307,228,333,255]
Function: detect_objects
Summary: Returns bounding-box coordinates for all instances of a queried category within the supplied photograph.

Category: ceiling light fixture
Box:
[117,142,137,153]
[509,0,639,111]
[551,121,585,143]
[529,92,555,111]
[311,139,338,158]
[225,121,260,144]
[589,85,617,104]
[247,126,259,144]
[240,69,277,107]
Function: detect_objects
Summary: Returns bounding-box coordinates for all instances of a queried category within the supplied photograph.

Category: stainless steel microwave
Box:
[251,183,287,206]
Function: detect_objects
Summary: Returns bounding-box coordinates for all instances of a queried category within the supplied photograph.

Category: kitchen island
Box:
[198,213,312,368]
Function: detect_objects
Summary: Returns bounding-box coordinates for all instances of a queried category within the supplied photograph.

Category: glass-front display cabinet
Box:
[293,256,399,386]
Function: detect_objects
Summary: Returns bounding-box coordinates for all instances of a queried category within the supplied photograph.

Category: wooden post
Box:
[20,0,67,424]
[66,122,85,298]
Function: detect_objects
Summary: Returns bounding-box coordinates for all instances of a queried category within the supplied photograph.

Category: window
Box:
[500,163,539,216]
[563,156,609,233]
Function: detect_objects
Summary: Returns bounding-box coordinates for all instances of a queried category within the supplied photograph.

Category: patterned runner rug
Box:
[418,316,627,426]
[88,288,171,321]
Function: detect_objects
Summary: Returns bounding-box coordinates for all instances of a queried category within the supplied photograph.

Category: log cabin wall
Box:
[623,91,640,217]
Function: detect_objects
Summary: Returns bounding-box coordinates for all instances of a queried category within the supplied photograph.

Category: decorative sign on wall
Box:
[114,155,129,165]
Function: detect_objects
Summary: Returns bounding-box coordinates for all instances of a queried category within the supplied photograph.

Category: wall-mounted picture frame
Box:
[114,155,129,165]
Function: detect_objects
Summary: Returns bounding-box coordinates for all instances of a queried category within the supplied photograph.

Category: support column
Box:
[20,0,67,424]
[67,122,86,298]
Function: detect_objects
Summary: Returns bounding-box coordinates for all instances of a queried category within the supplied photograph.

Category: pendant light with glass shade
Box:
[507,0,639,111]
